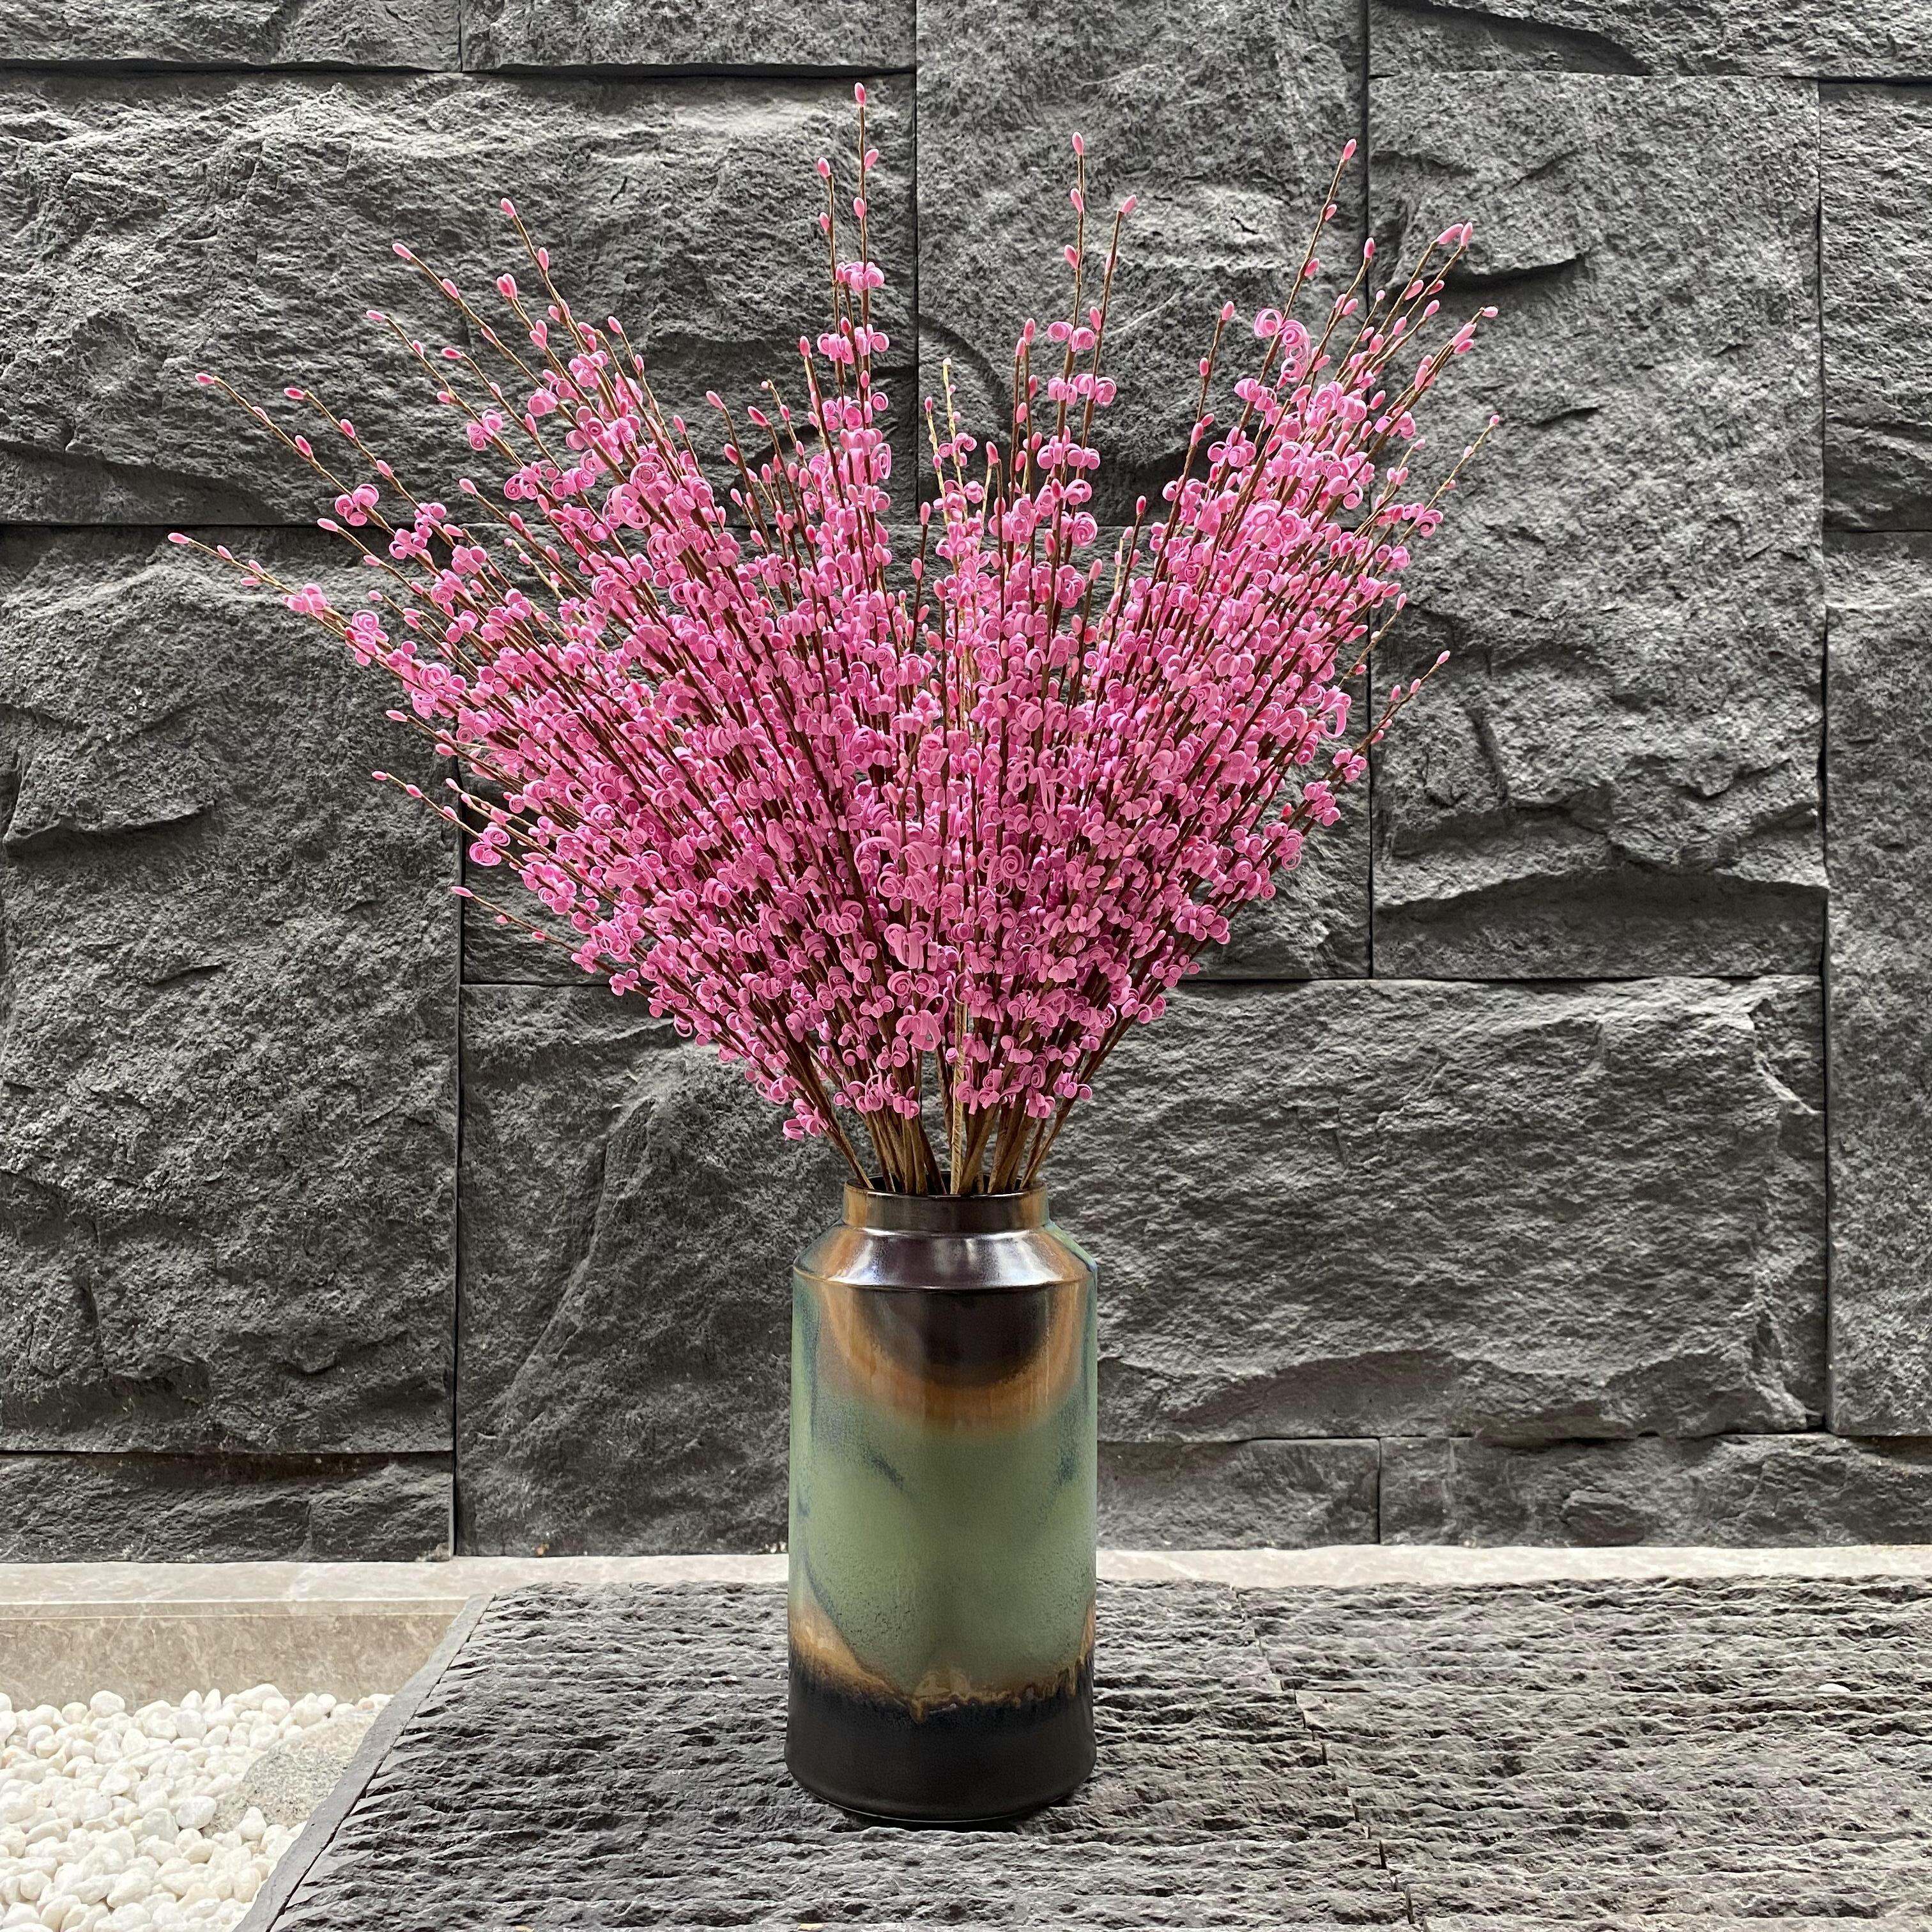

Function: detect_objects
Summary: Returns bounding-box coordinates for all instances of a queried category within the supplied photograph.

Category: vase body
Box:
[787,1184,1098,1823]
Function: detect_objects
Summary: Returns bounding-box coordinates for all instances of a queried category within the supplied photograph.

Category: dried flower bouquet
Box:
[178,94,1494,1196]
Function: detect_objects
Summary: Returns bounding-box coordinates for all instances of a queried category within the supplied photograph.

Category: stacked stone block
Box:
[1,0,1926,1557]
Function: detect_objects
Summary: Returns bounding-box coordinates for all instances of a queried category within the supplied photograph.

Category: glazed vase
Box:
[786,1184,1098,1822]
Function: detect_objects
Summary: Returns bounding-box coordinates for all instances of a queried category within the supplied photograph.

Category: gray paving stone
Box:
[0,74,910,524]
[1250,1574,1932,1678]
[1252,1576,1932,1922]
[1825,537,1932,1433]
[1368,75,1823,976]
[1381,1432,1932,1545]
[0,529,454,1453]
[0,0,456,65]
[268,1582,1406,1930]
[258,1576,1932,1928]
[1368,0,1932,75]
[456,986,839,1556]
[0,1452,449,1561]
[1053,978,1823,1446]
[463,0,911,70]
[1824,89,1932,532]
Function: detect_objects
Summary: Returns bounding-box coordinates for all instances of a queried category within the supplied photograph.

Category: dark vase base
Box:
[786,1660,1095,1825]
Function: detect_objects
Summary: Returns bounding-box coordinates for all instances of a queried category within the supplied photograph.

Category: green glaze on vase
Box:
[787,1184,1098,1822]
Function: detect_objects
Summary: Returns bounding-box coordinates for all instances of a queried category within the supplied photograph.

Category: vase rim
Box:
[842,1184,1049,1234]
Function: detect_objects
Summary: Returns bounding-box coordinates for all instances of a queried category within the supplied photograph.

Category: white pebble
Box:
[0,1683,357,1932]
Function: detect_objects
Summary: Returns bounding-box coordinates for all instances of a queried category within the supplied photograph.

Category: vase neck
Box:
[843,1185,1049,1235]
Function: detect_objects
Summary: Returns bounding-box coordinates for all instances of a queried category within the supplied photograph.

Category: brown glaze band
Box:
[804,1273,1085,1431]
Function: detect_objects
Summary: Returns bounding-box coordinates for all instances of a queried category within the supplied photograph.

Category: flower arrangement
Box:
[178,93,1494,1196]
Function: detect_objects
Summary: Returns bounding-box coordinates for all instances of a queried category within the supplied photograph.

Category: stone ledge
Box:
[14,1543,1932,1614]
[233,1577,1932,1929]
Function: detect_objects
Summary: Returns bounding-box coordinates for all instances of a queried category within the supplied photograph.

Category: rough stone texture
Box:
[1199,808,1368,979]
[1052,978,1824,1446]
[261,1577,1932,1926]
[916,0,1363,528]
[456,986,841,1556]
[271,1581,1409,1930]
[0,1453,450,1561]
[1100,1439,1379,1549]
[456,975,1821,1551]
[1250,1577,1932,1920]
[1381,1432,1932,1545]
[463,0,912,71]
[0,0,456,67]
[1825,90,1932,532]
[8,6,1929,1554]
[1368,0,1932,75]
[0,75,911,524]
[1369,77,1824,977]
[1825,537,1932,1434]
[0,531,455,1453]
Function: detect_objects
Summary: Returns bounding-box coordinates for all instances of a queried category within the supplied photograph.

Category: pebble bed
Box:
[0,1687,387,1932]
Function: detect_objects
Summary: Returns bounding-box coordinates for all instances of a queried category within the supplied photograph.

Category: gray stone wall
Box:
[1,0,1926,1560]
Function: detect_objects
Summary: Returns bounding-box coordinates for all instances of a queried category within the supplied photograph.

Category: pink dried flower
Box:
[181,124,1494,1194]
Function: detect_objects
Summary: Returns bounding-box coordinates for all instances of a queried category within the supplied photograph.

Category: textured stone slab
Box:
[916,0,1363,528]
[1381,1433,1932,1545]
[0,74,911,523]
[1825,89,1932,531]
[463,0,911,70]
[1200,808,1368,979]
[0,530,454,1453]
[1827,540,1932,980]
[257,1576,1932,1928]
[457,976,1821,1550]
[0,1453,449,1561]
[1825,537,1932,1432]
[0,0,454,66]
[1368,0,1932,76]
[1055,977,1823,1445]
[1368,76,1823,976]
[1252,1584,1932,1692]
[270,1582,1407,1930]
[456,986,839,1556]
[1100,1439,1378,1549]
[1252,1577,1932,1922]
